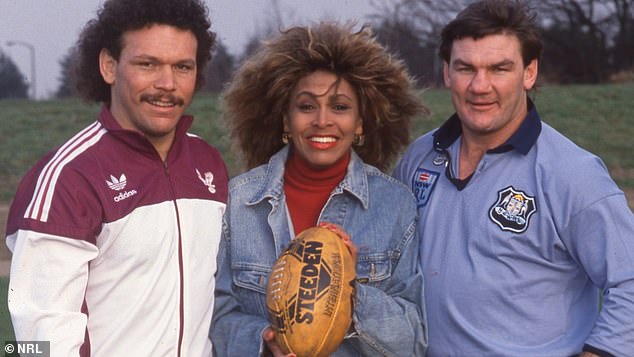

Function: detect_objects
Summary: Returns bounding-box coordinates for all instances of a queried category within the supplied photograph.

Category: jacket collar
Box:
[433,98,542,155]
[247,145,370,210]
[97,104,194,159]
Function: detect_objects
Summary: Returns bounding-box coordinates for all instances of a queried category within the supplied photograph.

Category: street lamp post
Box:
[6,40,36,100]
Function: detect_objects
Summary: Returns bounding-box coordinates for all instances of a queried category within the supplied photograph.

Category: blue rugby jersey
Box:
[393,102,634,357]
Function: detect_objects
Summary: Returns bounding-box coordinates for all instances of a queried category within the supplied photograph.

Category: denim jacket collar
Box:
[246,146,370,210]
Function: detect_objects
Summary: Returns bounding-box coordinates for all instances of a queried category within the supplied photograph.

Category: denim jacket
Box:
[211,147,427,356]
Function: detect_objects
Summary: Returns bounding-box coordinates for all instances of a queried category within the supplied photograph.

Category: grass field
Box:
[2,82,634,202]
[0,277,14,342]
[0,81,632,339]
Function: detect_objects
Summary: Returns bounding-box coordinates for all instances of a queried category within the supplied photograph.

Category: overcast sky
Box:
[0,0,377,100]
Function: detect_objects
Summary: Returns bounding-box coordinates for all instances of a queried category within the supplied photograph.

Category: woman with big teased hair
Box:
[211,22,429,356]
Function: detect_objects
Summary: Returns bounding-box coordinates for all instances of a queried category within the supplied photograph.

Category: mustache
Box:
[140,93,185,107]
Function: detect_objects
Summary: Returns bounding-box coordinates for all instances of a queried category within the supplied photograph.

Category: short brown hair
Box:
[439,0,542,67]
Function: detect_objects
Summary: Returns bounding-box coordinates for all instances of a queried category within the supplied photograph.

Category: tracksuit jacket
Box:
[6,106,228,356]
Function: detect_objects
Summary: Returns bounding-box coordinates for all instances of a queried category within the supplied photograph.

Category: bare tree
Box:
[608,0,634,72]
[373,17,439,86]
[205,40,235,92]
[236,0,288,63]
[536,0,634,82]
[371,0,468,43]
[370,0,634,84]
[369,0,469,86]
[56,47,78,98]
[0,50,29,99]
[536,0,609,82]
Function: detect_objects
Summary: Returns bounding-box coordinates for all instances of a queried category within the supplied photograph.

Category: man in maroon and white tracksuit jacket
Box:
[5,0,228,355]
[6,106,228,356]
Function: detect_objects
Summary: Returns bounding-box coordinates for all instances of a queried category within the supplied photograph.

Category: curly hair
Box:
[223,22,428,172]
[74,0,216,103]
[439,0,542,67]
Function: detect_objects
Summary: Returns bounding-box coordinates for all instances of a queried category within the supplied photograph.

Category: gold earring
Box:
[353,133,365,146]
[282,132,291,144]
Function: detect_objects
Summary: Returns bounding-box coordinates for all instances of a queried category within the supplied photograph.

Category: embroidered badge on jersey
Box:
[196,168,216,193]
[413,168,440,207]
[489,186,536,233]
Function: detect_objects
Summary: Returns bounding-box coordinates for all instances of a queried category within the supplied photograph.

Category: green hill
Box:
[2,82,633,204]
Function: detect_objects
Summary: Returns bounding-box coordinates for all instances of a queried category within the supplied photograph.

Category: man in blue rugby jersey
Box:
[393,1,634,356]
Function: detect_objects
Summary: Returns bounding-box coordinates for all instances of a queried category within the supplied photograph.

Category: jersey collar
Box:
[97,104,195,159]
[433,98,542,155]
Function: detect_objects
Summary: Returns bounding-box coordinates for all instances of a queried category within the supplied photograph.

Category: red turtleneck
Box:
[284,151,350,235]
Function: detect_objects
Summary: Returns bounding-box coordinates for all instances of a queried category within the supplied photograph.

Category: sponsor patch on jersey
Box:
[489,186,536,233]
[412,168,439,207]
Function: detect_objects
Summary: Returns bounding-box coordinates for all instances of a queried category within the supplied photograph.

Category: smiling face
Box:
[443,33,538,147]
[99,24,198,158]
[285,70,363,170]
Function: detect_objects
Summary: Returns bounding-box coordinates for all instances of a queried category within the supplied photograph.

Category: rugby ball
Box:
[266,226,356,357]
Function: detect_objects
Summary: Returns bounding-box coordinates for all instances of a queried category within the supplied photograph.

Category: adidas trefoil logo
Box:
[196,168,216,194]
[106,173,137,202]
[106,174,127,191]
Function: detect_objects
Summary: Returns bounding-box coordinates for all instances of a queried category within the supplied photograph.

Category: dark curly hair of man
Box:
[224,22,428,172]
[74,0,216,103]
